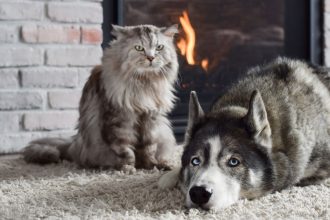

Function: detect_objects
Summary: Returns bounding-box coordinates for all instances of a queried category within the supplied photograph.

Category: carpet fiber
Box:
[0,155,329,220]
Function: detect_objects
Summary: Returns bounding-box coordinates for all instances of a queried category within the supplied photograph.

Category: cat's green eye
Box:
[156,44,164,51]
[134,45,144,51]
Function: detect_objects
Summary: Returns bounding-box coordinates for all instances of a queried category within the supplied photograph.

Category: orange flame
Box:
[177,38,186,56]
[201,59,209,71]
[178,11,196,65]
[177,10,209,71]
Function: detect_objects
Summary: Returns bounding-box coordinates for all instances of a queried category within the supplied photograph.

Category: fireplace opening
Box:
[102,0,323,141]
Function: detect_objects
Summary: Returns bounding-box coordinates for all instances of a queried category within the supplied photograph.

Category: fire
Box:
[201,59,209,71]
[178,11,196,65]
[177,10,209,71]
[177,38,186,56]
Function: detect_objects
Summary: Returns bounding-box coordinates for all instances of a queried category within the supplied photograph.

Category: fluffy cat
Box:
[24,24,179,169]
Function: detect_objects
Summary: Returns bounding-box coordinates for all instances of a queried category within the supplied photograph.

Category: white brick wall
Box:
[0,69,19,88]
[47,2,102,23]
[23,111,79,131]
[0,46,44,67]
[22,24,81,44]
[48,90,81,109]
[21,68,79,88]
[325,0,330,66]
[46,46,102,66]
[0,0,103,153]
[0,2,44,20]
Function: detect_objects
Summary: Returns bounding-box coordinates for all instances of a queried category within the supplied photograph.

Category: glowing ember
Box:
[177,10,209,71]
[177,38,186,56]
[201,59,209,71]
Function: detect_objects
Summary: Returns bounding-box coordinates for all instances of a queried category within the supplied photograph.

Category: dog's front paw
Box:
[156,159,176,171]
[158,167,180,189]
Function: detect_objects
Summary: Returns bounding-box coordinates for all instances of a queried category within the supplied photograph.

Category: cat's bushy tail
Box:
[23,137,72,164]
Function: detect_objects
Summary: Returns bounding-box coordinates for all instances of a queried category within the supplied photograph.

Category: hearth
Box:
[102,0,323,141]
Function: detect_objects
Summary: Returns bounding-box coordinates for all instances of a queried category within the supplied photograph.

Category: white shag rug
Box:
[0,155,329,220]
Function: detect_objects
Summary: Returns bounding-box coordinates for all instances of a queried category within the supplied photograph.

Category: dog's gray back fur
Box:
[24,24,179,169]
[211,57,330,188]
[177,57,330,209]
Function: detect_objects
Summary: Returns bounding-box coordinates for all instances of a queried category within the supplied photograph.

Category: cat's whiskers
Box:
[159,66,170,80]
[159,66,166,78]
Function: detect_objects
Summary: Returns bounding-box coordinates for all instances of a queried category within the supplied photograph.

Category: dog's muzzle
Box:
[189,186,213,206]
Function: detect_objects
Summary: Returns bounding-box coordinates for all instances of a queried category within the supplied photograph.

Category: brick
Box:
[325,48,330,67]
[0,46,43,67]
[325,31,330,48]
[0,133,32,153]
[82,26,102,44]
[78,67,92,86]
[46,46,102,66]
[21,67,78,88]
[47,2,102,23]
[48,90,82,109]
[0,131,76,153]
[0,2,44,20]
[325,13,330,30]
[0,133,37,153]
[0,25,18,43]
[22,24,80,44]
[0,91,43,110]
[0,69,19,88]
[23,111,79,131]
[0,113,20,133]
[325,0,330,12]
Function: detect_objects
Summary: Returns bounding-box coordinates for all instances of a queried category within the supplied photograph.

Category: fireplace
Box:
[102,0,323,141]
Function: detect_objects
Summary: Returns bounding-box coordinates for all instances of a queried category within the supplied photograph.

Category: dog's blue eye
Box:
[228,158,240,167]
[191,157,201,166]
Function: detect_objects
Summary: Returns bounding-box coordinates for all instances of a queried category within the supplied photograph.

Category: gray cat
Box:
[24,24,179,169]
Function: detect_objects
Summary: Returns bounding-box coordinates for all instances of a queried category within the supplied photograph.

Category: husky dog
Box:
[24,24,179,169]
[159,57,330,210]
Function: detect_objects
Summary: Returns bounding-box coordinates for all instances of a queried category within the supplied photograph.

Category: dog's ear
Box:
[184,91,205,143]
[244,90,272,148]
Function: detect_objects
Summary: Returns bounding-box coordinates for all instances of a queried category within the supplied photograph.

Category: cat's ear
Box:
[111,24,130,39]
[161,24,179,38]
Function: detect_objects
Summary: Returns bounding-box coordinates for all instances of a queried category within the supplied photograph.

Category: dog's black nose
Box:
[189,186,212,205]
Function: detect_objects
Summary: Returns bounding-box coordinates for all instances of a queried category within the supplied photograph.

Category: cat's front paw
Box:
[112,146,136,169]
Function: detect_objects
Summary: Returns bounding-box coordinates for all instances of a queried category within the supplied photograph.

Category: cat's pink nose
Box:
[146,56,154,62]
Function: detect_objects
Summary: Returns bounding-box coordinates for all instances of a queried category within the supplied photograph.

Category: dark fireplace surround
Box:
[102,0,323,141]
